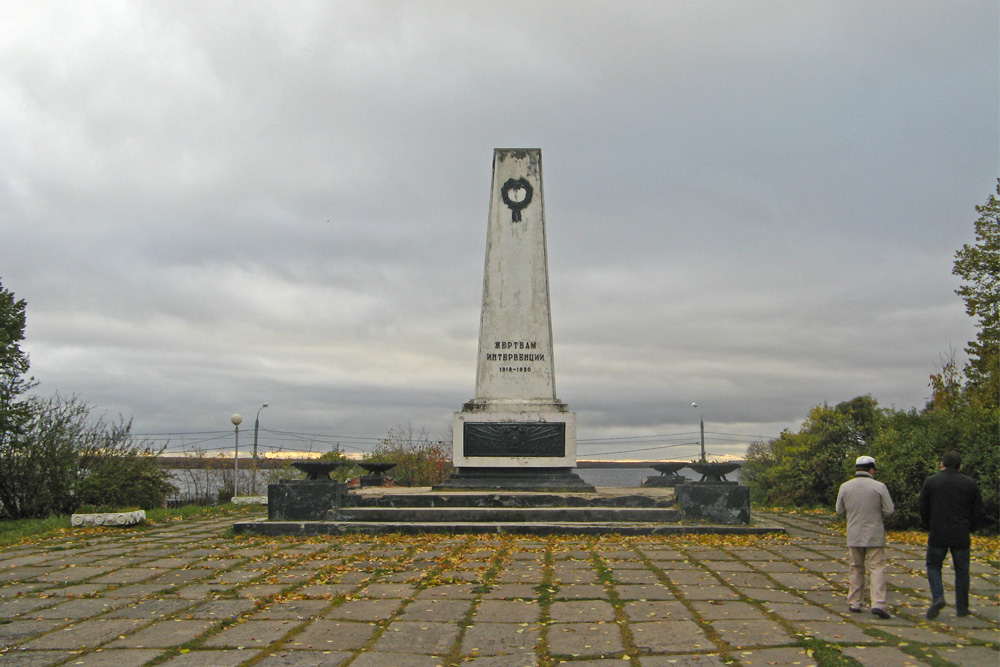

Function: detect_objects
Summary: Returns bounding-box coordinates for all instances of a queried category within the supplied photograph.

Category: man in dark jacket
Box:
[917,450,986,619]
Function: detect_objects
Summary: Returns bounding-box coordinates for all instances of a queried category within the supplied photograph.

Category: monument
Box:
[436,149,594,491]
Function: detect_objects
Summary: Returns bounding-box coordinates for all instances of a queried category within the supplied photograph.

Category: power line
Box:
[145,425,779,456]
[577,431,700,443]
[583,442,700,458]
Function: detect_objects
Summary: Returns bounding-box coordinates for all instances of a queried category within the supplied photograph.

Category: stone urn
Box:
[642,461,688,487]
[291,460,345,480]
[687,461,741,483]
[358,462,397,487]
[650,462,688,476]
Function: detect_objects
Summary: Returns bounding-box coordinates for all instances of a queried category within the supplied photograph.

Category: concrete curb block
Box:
[232,495,268,505]
[71,510,146,527]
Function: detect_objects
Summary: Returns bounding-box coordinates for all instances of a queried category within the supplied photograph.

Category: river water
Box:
[576,466,742,488]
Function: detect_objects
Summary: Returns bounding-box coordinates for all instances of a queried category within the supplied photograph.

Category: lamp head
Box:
[231,414,243,426]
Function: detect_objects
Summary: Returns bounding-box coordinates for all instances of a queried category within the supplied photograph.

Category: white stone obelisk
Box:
[442,149,591,491]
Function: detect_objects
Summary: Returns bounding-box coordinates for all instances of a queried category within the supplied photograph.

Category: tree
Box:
[742,396,879,507]
[0,279,38,516]
[953,179,1000,406]
[743,379,997,532]
[0,394,177,518]
[0,284,176,518]
[873,359,998,531]
[0,279,35,444]
[74,410,177,511]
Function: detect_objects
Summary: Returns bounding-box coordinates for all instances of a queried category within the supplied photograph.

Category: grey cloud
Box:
[2,2,995,458]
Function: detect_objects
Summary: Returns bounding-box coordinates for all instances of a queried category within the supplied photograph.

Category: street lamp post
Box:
[699,416,706,462]
[252,403,268,495]
[691,402,706,462]
[231,414,243,497]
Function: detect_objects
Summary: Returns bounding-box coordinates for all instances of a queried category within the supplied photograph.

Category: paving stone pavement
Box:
[0,510,996,667]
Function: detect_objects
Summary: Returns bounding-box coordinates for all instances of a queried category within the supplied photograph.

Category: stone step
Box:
[235,518,783,537]
[350,492,675,509]
[332,506,682,523]
[434,468,596,492]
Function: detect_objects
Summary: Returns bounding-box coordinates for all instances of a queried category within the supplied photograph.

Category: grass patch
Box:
[0,503,263,547]
[145,503,264,524]
[797,638,863,667]
[0,514,72,547]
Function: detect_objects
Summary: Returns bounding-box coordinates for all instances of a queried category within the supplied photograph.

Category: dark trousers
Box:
[926,545,970,612]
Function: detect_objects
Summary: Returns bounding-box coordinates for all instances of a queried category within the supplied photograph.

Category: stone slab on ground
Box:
[639,656,728,667]
[106,619,217,648]
[56,648,165,667]
[843,645,935,667]
[350,653,444,667]
[793,620,880,644]
[284,619,376,651]
[461,621,540,656]
[631,619,712,652]
[473,599,541,623]
[20,618,144,650]
[735,647,818,667]
[202,619,298,648]
[931,646,1000,667]
[256,651,352,667]
[156,648,265,667]
[546,621,624,657]
[371,620,462,655]
[710,619,798,648]
[0,650,75,666]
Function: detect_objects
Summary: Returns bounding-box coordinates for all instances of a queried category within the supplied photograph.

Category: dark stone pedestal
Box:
[676,483,750,524]
[642,475,686,488]
[433,467,596,492]
[268,480,348,521]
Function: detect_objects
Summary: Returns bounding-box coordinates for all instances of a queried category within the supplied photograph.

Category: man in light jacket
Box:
[835,455,895,618]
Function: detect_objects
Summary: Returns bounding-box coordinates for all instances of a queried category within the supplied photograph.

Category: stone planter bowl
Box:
[292,460,345,480]
[650,462,688,476]
[687,461,742,483]
[358,462,397,475]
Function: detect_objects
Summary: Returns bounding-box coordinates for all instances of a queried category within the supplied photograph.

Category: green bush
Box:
[873,364,998,531]
[76,455,176,511]
[743,396,875,508]
[744,371,998,533]
[316,445,364,482]
[0,394,176,518]
[365,425,453,487]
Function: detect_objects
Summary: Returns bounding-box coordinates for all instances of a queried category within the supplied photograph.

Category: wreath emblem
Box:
[501,178,533,222]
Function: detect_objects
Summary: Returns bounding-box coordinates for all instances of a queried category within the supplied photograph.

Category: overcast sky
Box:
[2,2,996,461]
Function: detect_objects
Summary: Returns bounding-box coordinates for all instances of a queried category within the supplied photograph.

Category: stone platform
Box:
[1,510,996,667]
[234,486,780,537]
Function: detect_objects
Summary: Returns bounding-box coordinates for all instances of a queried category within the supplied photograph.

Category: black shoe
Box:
[849,606,861,613]
[926,599,946,619]
[872,608,890,619]
[957,610,971,617]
